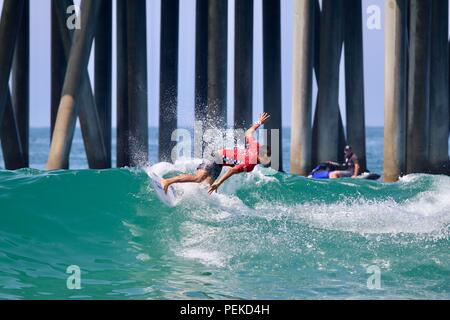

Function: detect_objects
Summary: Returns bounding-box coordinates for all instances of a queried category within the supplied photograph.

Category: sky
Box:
[0,0,388,128]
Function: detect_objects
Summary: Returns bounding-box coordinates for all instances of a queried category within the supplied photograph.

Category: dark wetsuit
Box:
[340,153,359,177]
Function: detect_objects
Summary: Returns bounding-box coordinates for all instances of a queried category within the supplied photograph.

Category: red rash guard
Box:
[221,136,260,173]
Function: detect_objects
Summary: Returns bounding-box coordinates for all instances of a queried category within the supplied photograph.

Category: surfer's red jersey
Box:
[220,135,260,173]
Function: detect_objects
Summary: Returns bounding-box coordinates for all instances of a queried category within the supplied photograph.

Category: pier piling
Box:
[195,0,208,128]
[117,0,148,167]
[0,0,25,134]
[95,0,112,167]
[159,0,180,162]
[315,0,343,164]
[47,0,105,170]
[234,0,253,130]
[1,91,25,170]
[49,0,108,170]
[208,0,228,129]
[344,0,366,172]
[12,0,29,167]
[429,0,449,173]
[125,0,148,166]
[406,0,432,174]
[0,0,26,170]
[51,0,66,146]
[263,0,283,171]
[384,0,408,182]
[291,0,314,176]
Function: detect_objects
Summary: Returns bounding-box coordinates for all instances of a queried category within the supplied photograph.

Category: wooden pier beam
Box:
[208,0,228,129]
[263,0,283,171]
[429,0,449,173]
[159,0,179,162]
[12,0,29,167]
[95,0,112,167]
[406,0,432,174]
[47,0,104,170]
[234,0,253,129]
[384,0,408,182]
[314,0,343,164]
[290,0,314,175]
[344,0,366,172]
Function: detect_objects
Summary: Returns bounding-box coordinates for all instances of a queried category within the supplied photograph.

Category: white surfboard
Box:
[148,169,178,207]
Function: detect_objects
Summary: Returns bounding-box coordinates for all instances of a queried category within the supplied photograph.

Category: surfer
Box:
[327,145,360,179]
[161,113,272,195]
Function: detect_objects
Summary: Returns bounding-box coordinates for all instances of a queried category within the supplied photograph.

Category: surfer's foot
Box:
[161,179,170,194]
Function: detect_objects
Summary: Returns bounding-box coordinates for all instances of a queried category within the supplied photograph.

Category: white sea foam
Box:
[145,160,450,267]
[258,175,450,237]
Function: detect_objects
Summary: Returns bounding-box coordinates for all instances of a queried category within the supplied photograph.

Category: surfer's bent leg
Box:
[161,170,209,193]
[330,170,352,179]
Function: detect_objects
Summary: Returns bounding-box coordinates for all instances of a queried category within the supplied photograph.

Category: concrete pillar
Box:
[51,0,108,169]
[0,0,25,132]
[291,0,314,175]
[208,0,228,129]
[313,0,320,75]
[117,0,148,167]
[384,0,408,182]
[12,0,29,167]
[116,0,129,167]
[311,0,347,166]
[234,0,253,129]
[51,0,66,146]
[406,0,432,174]
[315,0,343,164]
[95,0,112,167]
[159,0,179,162]
[263,0,283,171]
[1,91,25,169]
[344,0,366,172]
[429,0,449,173]
[47,0,103,170]
[195,0,208,126]
[126,0,148,167]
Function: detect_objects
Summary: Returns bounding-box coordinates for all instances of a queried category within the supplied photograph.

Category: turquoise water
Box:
[0,128,449,299]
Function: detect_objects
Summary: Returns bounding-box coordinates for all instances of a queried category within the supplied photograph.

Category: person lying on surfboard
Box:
[161,112,272,195]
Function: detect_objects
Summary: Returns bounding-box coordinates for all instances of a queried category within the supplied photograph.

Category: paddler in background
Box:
[327,145,361,179]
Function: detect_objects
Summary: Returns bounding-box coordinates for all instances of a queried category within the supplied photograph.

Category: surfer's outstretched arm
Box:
[246,112,270,138]
[208,167,240,194]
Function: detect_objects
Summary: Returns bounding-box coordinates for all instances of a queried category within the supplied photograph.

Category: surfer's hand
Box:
[161,179,169,194]
[208,183,219,194]
[258,112,271,125]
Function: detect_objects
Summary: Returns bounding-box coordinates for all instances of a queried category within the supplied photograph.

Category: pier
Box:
[0,0,448,181]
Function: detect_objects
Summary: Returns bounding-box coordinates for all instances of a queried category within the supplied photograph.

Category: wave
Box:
[0,162,449,299]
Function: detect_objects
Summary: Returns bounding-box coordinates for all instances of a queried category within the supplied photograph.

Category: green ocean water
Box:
[0,128,449,299]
